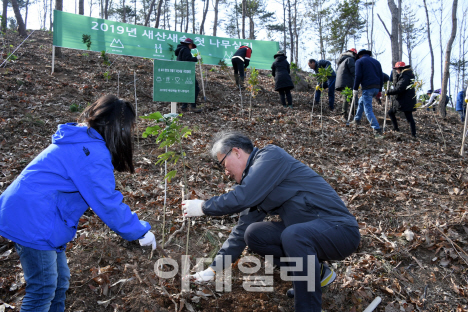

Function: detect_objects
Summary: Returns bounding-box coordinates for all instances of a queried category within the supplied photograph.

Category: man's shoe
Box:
[374,128,384,138]
[349,119,361,125]
[190,107,202,113]
[286,263,336,298]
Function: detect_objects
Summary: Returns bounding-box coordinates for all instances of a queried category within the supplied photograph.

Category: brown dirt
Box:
[1,30,468,311]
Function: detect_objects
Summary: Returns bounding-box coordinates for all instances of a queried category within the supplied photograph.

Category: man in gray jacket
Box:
[336,48,357,120]
[182,131,360,312]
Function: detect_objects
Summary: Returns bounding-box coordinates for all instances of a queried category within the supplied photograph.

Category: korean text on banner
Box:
[153,59,195,103]
[53,10,279,70]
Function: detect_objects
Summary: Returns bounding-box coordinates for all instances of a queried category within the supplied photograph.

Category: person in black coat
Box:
[271,50,294,108]
[335,48,357,118]
[174,38,202,113]
[385,62,417,137]
[231,45,253,88]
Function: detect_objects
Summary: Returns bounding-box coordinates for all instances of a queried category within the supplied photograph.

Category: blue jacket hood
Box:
[52,123,104,145]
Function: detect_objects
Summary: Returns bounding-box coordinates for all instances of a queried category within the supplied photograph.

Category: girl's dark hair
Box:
[79,94,135,173]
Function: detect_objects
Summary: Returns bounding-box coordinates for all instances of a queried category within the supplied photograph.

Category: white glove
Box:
[353,90,358,96]
[196,54,202,60]
[139,231,156,250]
[190,267,215,282]
[182,199,205,217]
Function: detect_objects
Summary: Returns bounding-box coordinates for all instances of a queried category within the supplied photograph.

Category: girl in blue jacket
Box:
[0,95,156,311]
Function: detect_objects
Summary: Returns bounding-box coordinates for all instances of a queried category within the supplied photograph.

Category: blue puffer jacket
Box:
[353,55,383,91]
[0,123,151,251]
[456,90,466,111]
[202,145,358,270]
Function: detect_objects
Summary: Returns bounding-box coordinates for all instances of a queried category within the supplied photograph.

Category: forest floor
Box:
[1,30,468,312]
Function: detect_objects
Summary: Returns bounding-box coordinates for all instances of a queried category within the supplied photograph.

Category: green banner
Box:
[153,59,195,103]
[53,10,279,70]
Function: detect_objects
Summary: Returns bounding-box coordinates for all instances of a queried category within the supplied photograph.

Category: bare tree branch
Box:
[377,13,391,37]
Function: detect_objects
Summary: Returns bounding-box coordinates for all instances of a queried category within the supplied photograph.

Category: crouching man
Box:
[182,131,360,312]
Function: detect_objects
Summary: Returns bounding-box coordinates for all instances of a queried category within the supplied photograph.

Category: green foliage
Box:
[290,62,298,70]
[103,71,111,80]
[328,0,365,55]
[100,50,110,66]
[141,112,192,182]
[69,103,83,112]
[210,67,216,72]
[247,67,261,98]
[82,34,92,50]
[406,72,423,98]
[313,65,333,91]
[7,52,17,61]
[341,86,353,103]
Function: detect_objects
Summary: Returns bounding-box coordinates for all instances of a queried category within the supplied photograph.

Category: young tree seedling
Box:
[141,112,192,251]
[313,65,333,145]
[247,67,260,119]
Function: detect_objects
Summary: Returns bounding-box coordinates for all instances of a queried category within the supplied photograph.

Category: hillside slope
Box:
[1,30,467,312]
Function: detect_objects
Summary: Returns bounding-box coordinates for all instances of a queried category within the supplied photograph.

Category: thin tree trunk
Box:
[145,0,156,26]
[199,0,209,34]
[439,0,458,118]
[191,0,195,33]
[174,0,177,31]
[55,0,62,57]
[104,0,109,19]
[398,0,402,60]
[79,0,84,14]
[122,0,126,22]
[50,0,53,29]
[439,1,443,87]
[282,0,286,50]
[294,0,298,65]
[11,0,27,37]
[423,0,435,92]
[24,0,29,29]
[213,0,219,36]
[387,0,400,68]
[249,15,254,39]
[185,0,188,33]
[287,0,294,62]
[155,0,163,28]
[371,0,374,51]
[235,0,240,38]
[2,0,8,33]
[241,0,246,39]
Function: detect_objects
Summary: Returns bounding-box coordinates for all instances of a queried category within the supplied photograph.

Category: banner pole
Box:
[51,45,55,74]
[171,102,177,114]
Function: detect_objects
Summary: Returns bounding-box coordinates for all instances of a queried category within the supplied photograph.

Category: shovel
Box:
[346,93,357,126]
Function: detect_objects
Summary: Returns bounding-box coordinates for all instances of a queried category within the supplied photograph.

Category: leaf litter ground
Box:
[0,30,467,312]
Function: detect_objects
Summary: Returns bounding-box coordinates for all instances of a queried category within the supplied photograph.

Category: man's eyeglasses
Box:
[218,148,233,167]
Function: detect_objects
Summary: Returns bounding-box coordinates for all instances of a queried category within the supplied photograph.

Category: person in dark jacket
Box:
[385,62,417,137]
[271,50,295,108]
[308,58,336,110]
[0,95,156,311]
[175,38,202,113]
[456,88,466,122]
[182,131,360,312]
[351,49,383,135]
[231,45,253,88]
[335,48,357,118]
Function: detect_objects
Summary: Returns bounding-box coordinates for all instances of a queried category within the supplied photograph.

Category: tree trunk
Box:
[439,0,458,118]
[174,0,177,31]
[122,0,126,22]
[213,0,219,36]
[104,0,109,19]
[422,0,434,92]
[185,0,188,33]
[439,2,443,87]
[287,0,294,62]
[191,0,195,33]
[241,0,246,39]
[11,0,27,37]
[282,0,286,51]
[50,0,53,30]
[294,0,298,65]
[24,0,30,29]
[145,0,155,26]
[249,15,254,39]
[397,0,402,60]
[79,0,84,14]
[387,0,400,70]
[200,0,209,34]
[55,0,62,57]
[370,0,374,51]
[235,0,240,38]
[1,0,8,34]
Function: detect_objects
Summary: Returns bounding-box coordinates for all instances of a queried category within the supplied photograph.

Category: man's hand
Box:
[182,200,205,217]
[353,90,358,96]
[139,231,157,250]
[190,267,215,282]
[376,92,382,99]
[465,98,468,103]
[196,54,202,60]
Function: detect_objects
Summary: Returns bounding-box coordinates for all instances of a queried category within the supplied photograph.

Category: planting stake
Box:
[346,93,357,126]
[198,59,207,102]
[308,91,317,141]
[134,71,139,147]
[363,296,381,312]
[461,106,468,156]
[383,81,390,132]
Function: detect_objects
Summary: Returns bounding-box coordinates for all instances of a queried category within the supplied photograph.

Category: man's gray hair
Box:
[210,131,254,158]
